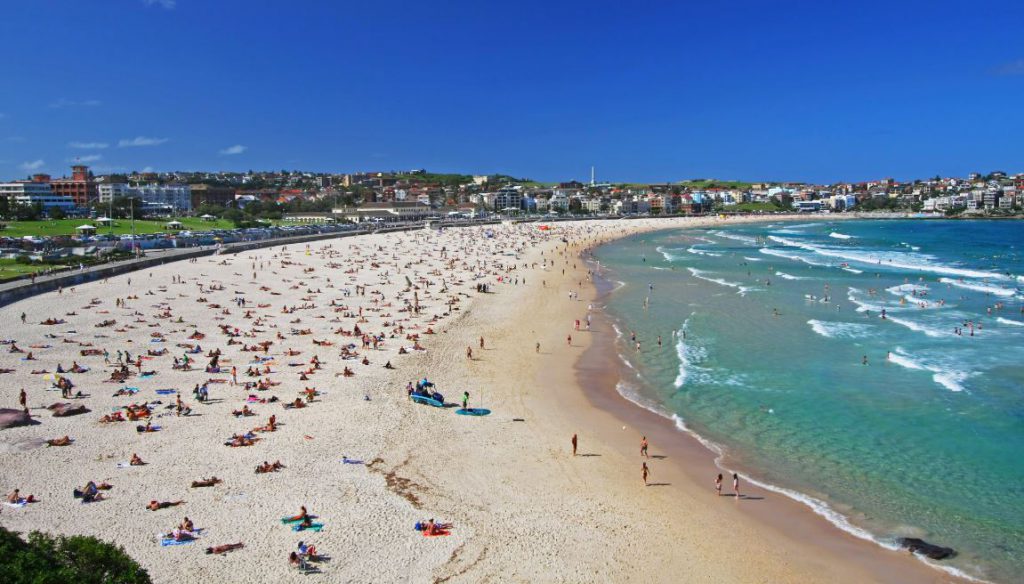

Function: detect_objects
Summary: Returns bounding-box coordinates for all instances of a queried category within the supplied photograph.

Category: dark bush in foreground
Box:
[0,526,151,584]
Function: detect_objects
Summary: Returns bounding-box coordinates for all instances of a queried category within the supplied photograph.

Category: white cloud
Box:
[69,154,103,163]
[49,98,102,109]
[20,160,45,171]
[143,0,176,8]
[119,136,169,147]
[993,59,1024,76]
[219,144,248,155]
[141,166,155,173]
[69,141,109,149]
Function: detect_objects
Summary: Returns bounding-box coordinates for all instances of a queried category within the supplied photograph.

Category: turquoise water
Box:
[594,220,1024,583]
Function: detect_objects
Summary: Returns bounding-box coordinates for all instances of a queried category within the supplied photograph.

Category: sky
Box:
[0,0,1021,184]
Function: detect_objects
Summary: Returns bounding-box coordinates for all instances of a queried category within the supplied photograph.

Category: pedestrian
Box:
[566,335,572,346]
[479,336,485,349]
[640,436,649,458]
[19,388,27,412]
[732,473,741,498]
[715,473,723,496]
[462,391,469,410]
[571,433,578,456]
[642,462,650,485]
[466,346,473,360]
[535,342,540,353]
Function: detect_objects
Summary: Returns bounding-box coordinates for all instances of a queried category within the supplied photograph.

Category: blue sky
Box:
[1,0,1021,183]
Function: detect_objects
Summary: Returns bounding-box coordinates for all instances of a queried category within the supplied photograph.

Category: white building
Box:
[135,184,191,212]
[97,183,136,202]
[0,181,75,210]
[493,186,523,211]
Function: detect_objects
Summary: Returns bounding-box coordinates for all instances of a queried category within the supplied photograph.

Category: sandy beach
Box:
[0,216,965,583]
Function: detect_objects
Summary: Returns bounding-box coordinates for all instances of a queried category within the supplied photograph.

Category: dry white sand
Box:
[0,217,955,583]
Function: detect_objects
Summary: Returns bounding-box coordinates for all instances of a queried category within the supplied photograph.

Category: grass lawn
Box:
[0,258,55,281]
[0,217,238,238]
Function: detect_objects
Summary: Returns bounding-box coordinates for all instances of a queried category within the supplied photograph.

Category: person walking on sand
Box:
[466,346,473,360]
[19,388,27,412]
[732,472,741,498]
[571,433,578,456]
[536,342,540,354]
[462,391,469,410]
[642,461,650,485]
[640,436,649,458]
[715,473,723,496]
[567,335,572,346]
[479,336,485,350]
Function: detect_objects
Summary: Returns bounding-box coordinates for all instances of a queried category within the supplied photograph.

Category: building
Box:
[335,201,432,223]
[493,186,523,211]
[0,180,75,210]
[189,184,236,209]
[98,183,137,202]
[50,165,97,206]
[135,184,191,213]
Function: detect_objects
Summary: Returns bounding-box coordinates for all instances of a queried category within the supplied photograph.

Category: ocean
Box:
[593,219,1024,583]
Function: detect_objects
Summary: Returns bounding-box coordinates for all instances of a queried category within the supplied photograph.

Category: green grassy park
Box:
[0,217,239,238]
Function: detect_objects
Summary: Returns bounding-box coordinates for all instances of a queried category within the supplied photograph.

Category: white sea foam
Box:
[759,247,831,267]
[996,317,1024,327]
[775,271,813,281]
[687,267,757,295]
[938,277,1018,297]
[807,320,874,339]
[769,235,1006,281]
[829,232,854,239]
[886,316,949,338]
[687,246,723,257]
[889,348,970,392]
[743,256,763,262]
[711,230,758,245]
[847,287,889,313]
[841,267,863,274]
[886,283,930,295]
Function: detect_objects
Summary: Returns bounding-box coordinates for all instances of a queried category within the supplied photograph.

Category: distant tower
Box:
[591,166,596,187]
[72,165,89,181]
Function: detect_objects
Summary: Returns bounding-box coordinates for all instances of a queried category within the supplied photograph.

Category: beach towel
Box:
[291,523,323,532]
[341,457,364,465]
[155,389,177,395]
[140,372,157,378]
[280,515,318,524]
[4,501,27,508]
[116,462,131,468]
[423,529,450,537]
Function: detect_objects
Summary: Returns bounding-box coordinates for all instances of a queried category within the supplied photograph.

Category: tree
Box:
[49,207,67,220]
[0,526,151,584]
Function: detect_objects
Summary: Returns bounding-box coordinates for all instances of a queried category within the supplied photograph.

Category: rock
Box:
[0,408,36,429]
[900,537,956,560]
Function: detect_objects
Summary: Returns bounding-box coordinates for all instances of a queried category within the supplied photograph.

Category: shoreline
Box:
[568,224,977,583]
[0,216,982,583]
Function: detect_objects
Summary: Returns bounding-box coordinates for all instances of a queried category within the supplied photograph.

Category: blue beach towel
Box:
[155,389,177,395]
[292,523,323,532]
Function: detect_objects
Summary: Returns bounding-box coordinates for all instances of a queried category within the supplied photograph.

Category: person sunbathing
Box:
[232,405,256,417]
[297,541,318,560]
[342,367,354,377]
[191,477,222,488]
[130,453,146,466]
[74,481,105,503]
[7,489,37,504]
[100,411,125,423]
[46,435,73,447]
[205,543,244,555]
[226,433,257,447]
[147,500,184,511]
[168,528,194,542]
[285,506,309,522]
[179,517,195,532]
[255,460,284,474]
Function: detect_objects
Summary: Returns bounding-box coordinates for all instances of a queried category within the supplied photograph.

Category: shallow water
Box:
[595,219,1024,583]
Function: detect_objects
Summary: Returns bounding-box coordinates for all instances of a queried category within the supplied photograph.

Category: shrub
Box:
[0,526,151,584]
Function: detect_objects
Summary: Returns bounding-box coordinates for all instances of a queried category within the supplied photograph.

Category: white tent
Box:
[75,224,97,234]
[164,220,184,230]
